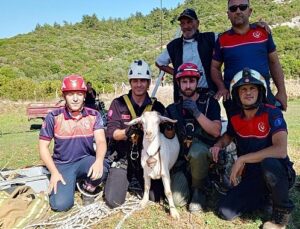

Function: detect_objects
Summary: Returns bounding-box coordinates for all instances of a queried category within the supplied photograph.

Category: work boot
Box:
[76,180,102,206]
[128,176,143,199]
[188,188,206,212]
[81,194,95,206]
[262,208,291,229]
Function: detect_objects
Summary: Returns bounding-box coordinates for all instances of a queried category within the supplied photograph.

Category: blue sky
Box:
[0,0,183,39]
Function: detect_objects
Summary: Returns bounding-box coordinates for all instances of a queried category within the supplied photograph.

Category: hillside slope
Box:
[0,0,299,100]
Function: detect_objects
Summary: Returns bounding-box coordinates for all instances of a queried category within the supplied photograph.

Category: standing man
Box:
[156,8,217,102]
[167,63,221,212]
[105,60,166,208]
[211,0,287,114]
[210,68,295,228]
[39,75,109,211]
[85,81,97,109]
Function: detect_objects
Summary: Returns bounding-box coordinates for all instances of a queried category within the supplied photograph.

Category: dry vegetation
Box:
[97,79,300,109]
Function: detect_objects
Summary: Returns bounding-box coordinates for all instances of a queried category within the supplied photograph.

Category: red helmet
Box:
[175,63,201,80]
[61,75,87,92]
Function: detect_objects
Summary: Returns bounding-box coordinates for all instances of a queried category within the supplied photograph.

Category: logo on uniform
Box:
[83,120,91,129]
[253,31,262,39]
[258,122,266,132]
[274,118,283,127]
[108,110,113,117]
[121,114,131,120]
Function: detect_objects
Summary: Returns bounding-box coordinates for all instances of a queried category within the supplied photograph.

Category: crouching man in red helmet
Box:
[167,63,221,212]
[39,75,109,211]
[210,68,295,228]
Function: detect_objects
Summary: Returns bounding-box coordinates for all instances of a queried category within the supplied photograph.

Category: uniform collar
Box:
[183,38,195,43]
[239,103,264,118]
[128,90,152,106]
[63,106,88,120]
[228,24,257,35]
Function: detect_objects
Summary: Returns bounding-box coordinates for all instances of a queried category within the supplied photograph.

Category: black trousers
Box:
[218,158,295,220]
[104,163,164,208]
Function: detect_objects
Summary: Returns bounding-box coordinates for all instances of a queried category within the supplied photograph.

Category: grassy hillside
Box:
[0,0,299,100]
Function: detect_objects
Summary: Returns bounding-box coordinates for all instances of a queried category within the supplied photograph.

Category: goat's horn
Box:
[124,117,142,126]
[159,115,177,123]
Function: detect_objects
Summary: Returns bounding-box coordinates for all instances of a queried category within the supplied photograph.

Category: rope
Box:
[24,195,141,229]
[115,202,140,229]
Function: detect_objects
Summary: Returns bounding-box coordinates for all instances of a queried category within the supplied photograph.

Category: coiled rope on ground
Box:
[24,195,142,229]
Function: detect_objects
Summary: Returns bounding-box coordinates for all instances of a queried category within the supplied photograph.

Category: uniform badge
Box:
[83,120,91,129]
[108,110,113,117]
[253,31,262,38]
[258,122,266,133]
[121,114,131,120]
[274,118,283,127]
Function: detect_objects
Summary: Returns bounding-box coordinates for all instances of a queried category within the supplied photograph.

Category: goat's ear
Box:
[125,117,142,126]
[159,115,177,123]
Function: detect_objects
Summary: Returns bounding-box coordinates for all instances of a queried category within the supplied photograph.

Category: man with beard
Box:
[211,0,287,115]
[105,60,166,208]
[210,68,295,228]
[156,8,217,102]
[39,75,109,211]
[166,63,221,212]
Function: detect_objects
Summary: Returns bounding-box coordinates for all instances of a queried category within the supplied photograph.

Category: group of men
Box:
[39,1,295,228]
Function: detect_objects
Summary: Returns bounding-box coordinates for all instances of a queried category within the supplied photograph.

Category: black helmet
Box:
[230,68,267,110]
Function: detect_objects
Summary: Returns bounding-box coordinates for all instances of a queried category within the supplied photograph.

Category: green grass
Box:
[0,100,299,228]
[0,104,43,168]
[285,100,300,148]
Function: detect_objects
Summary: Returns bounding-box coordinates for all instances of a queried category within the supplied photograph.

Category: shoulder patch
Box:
[274,117,283,127]
[108,109,113,117]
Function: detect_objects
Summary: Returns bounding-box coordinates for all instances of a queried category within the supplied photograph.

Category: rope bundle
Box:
[25,195,142,229]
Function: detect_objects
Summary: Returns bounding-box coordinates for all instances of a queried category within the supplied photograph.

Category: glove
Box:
[125,124,143,139]
[182,99,201,118]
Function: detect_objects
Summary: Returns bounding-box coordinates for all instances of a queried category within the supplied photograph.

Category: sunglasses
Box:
[228,4,249,13]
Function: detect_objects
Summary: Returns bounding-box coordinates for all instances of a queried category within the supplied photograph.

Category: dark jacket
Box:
[167,31,217,101]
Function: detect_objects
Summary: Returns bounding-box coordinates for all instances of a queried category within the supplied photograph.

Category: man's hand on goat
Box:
[125,124,143,139]
[182,99,201,118]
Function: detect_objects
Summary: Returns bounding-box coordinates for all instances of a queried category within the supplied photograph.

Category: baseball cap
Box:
[178,8,198,21]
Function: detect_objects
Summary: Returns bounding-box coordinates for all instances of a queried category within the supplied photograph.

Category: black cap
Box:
[178,8,198,21]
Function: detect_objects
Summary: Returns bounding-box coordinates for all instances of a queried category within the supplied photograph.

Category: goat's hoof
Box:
[170,208,180,220]
[140,200,148,208]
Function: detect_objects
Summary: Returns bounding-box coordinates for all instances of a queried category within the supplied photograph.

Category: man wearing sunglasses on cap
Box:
[211,0,287,116]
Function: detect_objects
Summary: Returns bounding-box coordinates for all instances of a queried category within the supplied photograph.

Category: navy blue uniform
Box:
[167,95,221,207]
[105,90,166,208]
[218,104,295,220]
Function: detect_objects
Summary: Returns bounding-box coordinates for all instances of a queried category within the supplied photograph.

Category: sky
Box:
[0,0,183,39]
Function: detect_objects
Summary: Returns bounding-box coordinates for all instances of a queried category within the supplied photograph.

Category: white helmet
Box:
[230,68,268,109]
[230,68,267,97]
[128,60,151,80]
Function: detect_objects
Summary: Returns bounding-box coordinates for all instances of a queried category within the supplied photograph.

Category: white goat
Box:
[126,111,180,219]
